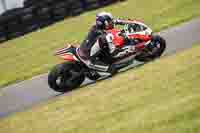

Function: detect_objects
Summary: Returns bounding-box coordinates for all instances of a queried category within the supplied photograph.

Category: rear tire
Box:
[135,35,166,62]
[48,62,85,93]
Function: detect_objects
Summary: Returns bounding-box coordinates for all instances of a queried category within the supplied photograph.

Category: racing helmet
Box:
[96,12,114,30]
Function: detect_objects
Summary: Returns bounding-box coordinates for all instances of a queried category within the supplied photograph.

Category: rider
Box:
[79,11,131,75]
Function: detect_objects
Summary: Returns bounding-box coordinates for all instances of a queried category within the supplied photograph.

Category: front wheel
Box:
[48,62,85,93]
[135,35,166,62]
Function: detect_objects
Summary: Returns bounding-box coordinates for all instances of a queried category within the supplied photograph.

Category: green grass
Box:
[0,0,200,88]
[1,43,200,133]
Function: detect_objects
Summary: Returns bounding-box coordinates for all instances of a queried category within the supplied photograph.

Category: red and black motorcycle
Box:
[48,20,166,92]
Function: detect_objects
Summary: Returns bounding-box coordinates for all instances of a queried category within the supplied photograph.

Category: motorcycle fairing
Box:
[107,28,152,49]
[107,29,125,48]
[128,34,151,41]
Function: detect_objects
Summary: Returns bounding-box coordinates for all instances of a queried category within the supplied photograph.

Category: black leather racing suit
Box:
[79,25,105,59]
[79,20,128,72]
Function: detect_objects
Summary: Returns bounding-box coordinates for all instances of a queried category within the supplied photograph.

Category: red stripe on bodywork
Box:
[128,34,151,41]
[59,54,76,61]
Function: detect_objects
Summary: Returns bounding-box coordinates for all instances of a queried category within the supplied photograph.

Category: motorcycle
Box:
[48,19,166,92]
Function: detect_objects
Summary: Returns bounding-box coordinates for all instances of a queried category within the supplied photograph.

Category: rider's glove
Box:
[119,31,130,45]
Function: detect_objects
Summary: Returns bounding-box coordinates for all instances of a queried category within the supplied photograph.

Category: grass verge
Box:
[0,44,200,133]
[0,0,200,88]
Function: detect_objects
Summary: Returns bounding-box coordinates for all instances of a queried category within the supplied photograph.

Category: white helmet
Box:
[96,12,114,29]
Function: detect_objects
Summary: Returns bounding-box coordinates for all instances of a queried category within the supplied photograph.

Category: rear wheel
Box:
[48,62,85,93]
[135,35,166,62]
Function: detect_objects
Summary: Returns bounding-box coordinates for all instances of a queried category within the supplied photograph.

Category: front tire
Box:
[135,35,166,62]
[48,62,85,93]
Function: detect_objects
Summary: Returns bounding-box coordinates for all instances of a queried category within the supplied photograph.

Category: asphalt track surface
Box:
[0,18,200,119]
